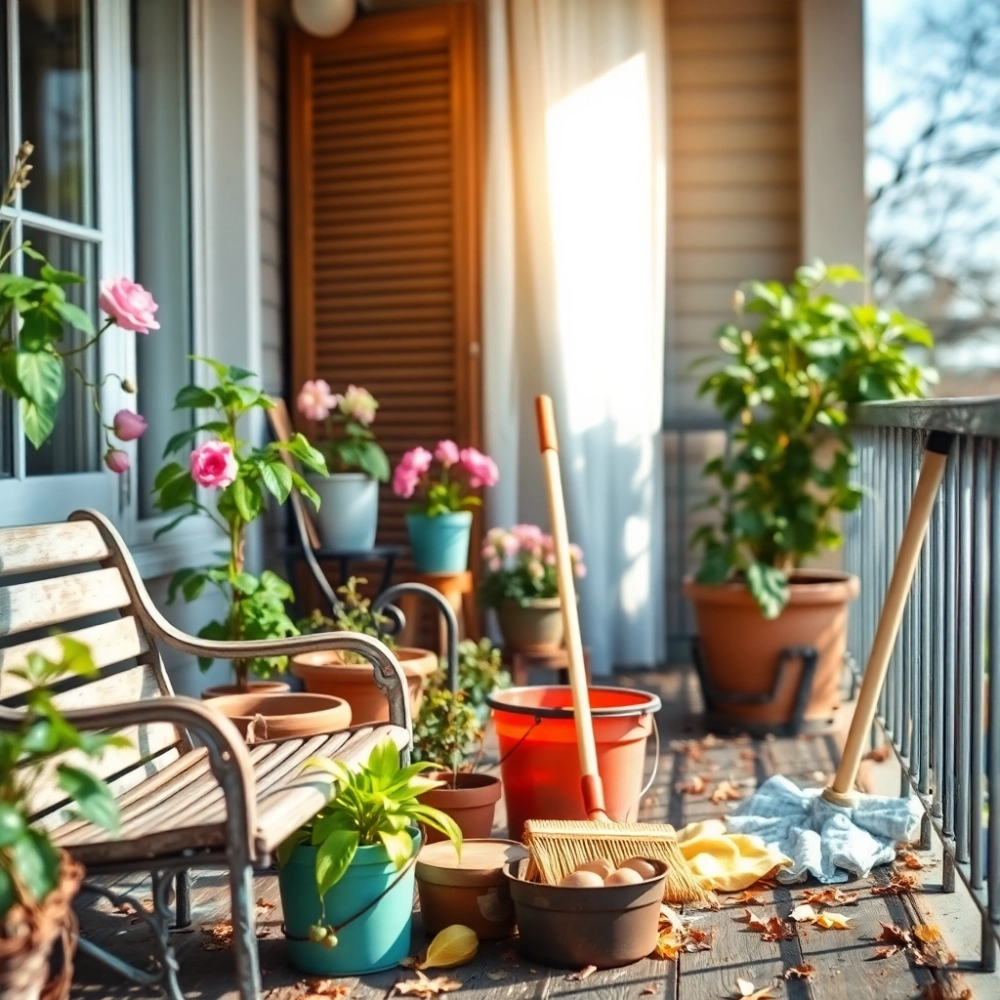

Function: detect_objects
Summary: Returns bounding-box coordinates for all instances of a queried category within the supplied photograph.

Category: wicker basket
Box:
[0,855,83,1000]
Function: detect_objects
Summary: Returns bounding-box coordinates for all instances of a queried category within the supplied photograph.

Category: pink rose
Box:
[112,409,147,442]
[190,440,238,489]
[104,448,129,474]
[339,385,378,425]
[99,277,160,334]
[459,447,499,489]
[435,439,460,467]
[297,379,338,421]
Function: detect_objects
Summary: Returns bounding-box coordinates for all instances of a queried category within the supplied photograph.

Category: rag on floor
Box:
[676,818,791,892]
[725,774,922,884]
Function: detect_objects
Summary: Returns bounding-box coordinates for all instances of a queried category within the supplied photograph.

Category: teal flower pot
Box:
[278,828,422,976]
[406,511,473,573]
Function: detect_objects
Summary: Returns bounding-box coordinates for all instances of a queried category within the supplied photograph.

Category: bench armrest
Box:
[0,695,259,862]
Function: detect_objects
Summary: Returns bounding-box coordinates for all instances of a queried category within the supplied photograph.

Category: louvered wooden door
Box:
[288,6,483,567]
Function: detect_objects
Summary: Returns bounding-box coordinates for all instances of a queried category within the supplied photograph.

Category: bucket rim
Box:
[486,685,661,719]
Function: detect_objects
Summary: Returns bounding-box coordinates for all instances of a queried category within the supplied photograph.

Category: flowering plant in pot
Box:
[686,260,933,726]
[292,578,437,724]
[392,440,499,573]
[276,738,461,976]
[412,686,500,842]
[296,381,389,550]
[479,525,586,651]
[1,639,125,1000]
[152,359,348,733]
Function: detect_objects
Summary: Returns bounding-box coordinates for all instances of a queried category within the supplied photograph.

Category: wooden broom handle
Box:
[535,395,607,819]
[825,431,955,804]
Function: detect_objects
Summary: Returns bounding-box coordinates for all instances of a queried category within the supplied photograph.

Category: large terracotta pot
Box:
[289,647,437,724]
[419,772,502,843]
[201,680,290,700]
[683,570,859,727]
[205,692,352,742]
[496,597,564,651]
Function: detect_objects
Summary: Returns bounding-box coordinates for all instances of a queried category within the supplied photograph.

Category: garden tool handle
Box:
[825,430,955,805]
[536,395,607,820]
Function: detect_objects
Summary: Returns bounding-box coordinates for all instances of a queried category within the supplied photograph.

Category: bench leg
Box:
[229,862,262,1000]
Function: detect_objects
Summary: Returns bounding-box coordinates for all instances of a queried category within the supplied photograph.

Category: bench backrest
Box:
[0,512,186,821]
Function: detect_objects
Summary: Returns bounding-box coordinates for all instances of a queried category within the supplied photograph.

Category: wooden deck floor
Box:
[71,668,984,1000]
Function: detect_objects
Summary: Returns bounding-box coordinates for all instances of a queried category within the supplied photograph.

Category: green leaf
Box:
[0,273,46,298]
[0,803,26,847]
[367,738,400,791]
[378,828,414,870]
[16,349,63,409]
[11,829,60,904]
[284,433,328,476]
[162,427,200,458]
[315,828,359,897]
[40,263,85,286]
[57,765,121,834]
[746,562,789,619]
[174,385,217,410]
[54,300,95,335]
[276,829,309,868]
[231,477,262,523]
[260,460,293,503]
[20,397,56,449]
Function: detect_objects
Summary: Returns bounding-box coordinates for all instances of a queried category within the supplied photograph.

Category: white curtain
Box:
[483,0,669,676]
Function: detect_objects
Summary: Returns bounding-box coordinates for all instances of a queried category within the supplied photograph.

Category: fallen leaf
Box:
[743,910,793,942]
[740,748,757,762]
[872,871,918,896]
[486,971,508,981]
[914,924,942,944]
[783,964,815,980]
[733,978,776,999]
[813,911,852,930]
[640,985,662,996]
[900,851,927,869]
[878,923,913,947]
[789,904,817,923]
[392,972,462,998]
[256,897,275,911]
[675,774,707,795]
[298,981,352,999]
[873,945,902,960]
[864,744,891,762]
[672,739,706,762]
[201,920,233,951]
[801,887,859,906]
[734,889,766,906]
[918,984,972,1000]
[654,905,713,959]
[711,780,744,804]
[566,965,597,981]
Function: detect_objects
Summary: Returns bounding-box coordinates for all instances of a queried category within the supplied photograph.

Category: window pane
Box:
[23,229,100,476]
[132,0,194,518]
[19,0,96,227]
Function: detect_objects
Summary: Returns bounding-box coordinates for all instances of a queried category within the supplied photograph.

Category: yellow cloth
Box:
[676,819,791,893]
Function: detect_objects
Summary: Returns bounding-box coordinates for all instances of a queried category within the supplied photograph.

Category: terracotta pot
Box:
[683,570,860,727]
[415,839,528,939]
[496,598,564,651]
[290,647,437,724]
[201,680,290,700]
[205,692,352,742]
[419,772,501,843]
[0,854,82,1000]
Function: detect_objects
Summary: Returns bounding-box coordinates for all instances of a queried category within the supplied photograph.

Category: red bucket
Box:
[486,686,661,841]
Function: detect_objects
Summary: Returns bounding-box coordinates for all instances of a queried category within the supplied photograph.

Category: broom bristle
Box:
[523,819,709,904]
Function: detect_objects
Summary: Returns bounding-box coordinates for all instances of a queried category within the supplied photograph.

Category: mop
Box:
[725,430,954,883]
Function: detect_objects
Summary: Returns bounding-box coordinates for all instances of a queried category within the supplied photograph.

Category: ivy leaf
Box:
[746,562,789,619]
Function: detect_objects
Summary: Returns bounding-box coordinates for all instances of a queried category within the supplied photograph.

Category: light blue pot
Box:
[406,511,473,573]
[278,829,421,976]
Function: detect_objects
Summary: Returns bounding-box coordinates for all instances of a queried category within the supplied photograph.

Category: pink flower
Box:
[407,447,433,476]
[339,385,378,425]
[574,562,587,579]
[190,440,238,489]
[488,556,502,572]
[512,524,544,549]
[392,465,419,499]
[460,447,499,489]
[501,534,520,556]
[569,542,585,564]
[297,379,338,421]
[112,409,147,441]
[435,439,460,467]
[104,448,129,474]
[99,277,160,334]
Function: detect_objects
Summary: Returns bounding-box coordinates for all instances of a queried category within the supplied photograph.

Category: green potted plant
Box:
[426,638,511,726]
[276,737,460,976]
[413,686,501,841]
[295,381,390,550]
[291,578,437,724]
[1,639,124,1000]
[392,441,499,573]
[685,261,933,727]
[479,525,586,651]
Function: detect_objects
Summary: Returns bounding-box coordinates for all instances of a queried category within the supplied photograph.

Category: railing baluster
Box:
[932,456,946,822]
[944,447,958,891]
[972,438,988,894]
[957,437,974,865]
[919,431,933,802]
[901,429,915,787]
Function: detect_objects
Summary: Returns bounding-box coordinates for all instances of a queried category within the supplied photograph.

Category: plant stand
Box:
[397,571,477,651]
[690,640,822,736]
[505,645,592,688]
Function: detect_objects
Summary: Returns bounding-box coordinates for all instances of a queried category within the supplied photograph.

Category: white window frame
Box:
[0,0,261,580]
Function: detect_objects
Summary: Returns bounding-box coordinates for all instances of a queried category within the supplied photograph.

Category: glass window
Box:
[131,0,195,518]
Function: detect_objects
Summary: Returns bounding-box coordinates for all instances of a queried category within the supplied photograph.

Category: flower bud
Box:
[122,378,137,394]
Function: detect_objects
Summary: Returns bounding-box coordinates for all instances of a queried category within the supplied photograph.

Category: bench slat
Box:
[0,521,110,578]
[0,618,152,700]
[0,567,132,638]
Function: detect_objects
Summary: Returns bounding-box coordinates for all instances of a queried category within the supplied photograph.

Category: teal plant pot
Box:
[278,829,422,976]
[406,511,473,573]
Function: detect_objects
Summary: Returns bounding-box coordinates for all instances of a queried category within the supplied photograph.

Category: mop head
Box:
[725,775,922,884]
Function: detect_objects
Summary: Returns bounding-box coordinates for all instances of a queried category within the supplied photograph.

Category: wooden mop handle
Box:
[825,430,955,803]
[535,395,607,820]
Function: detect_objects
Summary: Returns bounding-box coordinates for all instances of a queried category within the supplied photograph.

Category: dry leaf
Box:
[901,851,929,870]
[673,739,706,762]
[801,887,858,906]
[654,905,713,960]
[298,981,352,999]
[864,744,891,762]
[918,983,972,1000]
[871,871,917,896]
[201,920,233,951]
[392,971,462,998]
[566,965,597,981]
[783,964,815,981]
[640,986,662,996]
[734,889,766,906]
[813,911,852,930]
[878,923,912,947]
[675,774,707,795]
[734,978,776,999]
[743,910,793,942]
[914,923,942,943]
[711,780,744,804]
[789,904,816,922]
[873,945,902,960]
[256,897,276,911]
[486,971,508,981]
[740,748,757,762]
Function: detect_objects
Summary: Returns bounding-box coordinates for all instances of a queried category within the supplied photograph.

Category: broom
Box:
[522,396,707,904]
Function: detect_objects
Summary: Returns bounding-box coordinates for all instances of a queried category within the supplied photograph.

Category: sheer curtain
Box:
[483,0,669,676]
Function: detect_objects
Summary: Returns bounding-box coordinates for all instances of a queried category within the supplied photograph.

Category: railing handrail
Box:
[854,396,1000,435]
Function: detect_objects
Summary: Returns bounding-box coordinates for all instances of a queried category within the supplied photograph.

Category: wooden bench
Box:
[0,509,412,1000]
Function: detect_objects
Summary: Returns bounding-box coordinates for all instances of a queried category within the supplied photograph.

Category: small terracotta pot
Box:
[201,680,290,700]
[290,647,437,724]
[684,570,860,727]
[415,839,528,939]
[496,598,564,651]
[205,692,352,742]
[419,772,501,843]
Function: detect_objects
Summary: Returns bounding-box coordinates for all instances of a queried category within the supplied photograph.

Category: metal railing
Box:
[845,397,1000,971]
